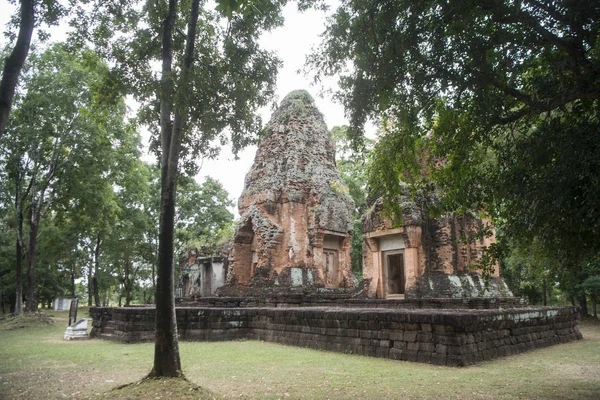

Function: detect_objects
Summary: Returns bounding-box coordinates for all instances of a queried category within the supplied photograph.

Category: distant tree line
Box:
[0,44,235,314]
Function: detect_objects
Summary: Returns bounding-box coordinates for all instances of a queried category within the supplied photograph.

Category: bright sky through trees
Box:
[197,1,353,212]
[0,1,355,216]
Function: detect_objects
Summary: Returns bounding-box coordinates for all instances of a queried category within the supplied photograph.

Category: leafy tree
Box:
[100,159,155,307]
[503,236,559,305]
[176,176,234,252]
[61,116,145,307]
[0,209,17,314]
[582,273,600,318]
[1,43,133,312]
[69,0,293,377]
[309,1,600,276]
[29,213,87,308]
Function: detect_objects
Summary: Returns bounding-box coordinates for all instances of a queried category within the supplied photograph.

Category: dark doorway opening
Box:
[385,252,405,295]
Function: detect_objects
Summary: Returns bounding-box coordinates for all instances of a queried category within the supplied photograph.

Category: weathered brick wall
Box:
[227,91,355,293]
[176,295,526,309]
[90,305,581,367]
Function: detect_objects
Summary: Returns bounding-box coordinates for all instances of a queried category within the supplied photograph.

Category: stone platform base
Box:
[90,305,581,367]
[176,295,526,309]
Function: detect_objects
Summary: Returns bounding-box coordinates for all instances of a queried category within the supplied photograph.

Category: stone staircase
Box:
[97,320,117,340]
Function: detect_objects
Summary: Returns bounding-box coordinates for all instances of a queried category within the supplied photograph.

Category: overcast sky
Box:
[0,0,355,217]
[198,1,350,216]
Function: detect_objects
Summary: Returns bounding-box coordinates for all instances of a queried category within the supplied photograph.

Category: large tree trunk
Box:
[0,0,35,135]
[124,259,132,306]
[25,220,38,312]
[88,253,93,306]
[14,208,24,315]
[151,0,200,378]
[125,281,132,306]
[93,233,101,306]
[542,279,547,306]
[579,294,589,317]
[151,0,180,377]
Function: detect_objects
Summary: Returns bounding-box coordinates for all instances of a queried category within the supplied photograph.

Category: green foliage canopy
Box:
[176,175,234,251]
[69,0,287,171]
[310,0,600,269]
[0,42,143,311]
[331,125,373,279]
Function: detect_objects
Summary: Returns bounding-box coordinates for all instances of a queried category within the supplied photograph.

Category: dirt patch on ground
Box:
[0,312,53,331]
[580,316,600,326]
[104,377,220,399]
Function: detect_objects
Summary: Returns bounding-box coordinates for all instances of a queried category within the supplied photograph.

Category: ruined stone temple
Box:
[90,96,582,367]
[362,188,513,299]
[222,90,355,294]
[91,102,581,365]
[177,248,227,298]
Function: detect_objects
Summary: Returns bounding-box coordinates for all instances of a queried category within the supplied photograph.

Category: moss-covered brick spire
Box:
[239,89,354,233]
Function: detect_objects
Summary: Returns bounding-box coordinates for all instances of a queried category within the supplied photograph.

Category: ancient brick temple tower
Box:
[223,90,356,294]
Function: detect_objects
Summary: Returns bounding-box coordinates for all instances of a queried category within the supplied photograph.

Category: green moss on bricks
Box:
[283,89,314,103]
[276,90,322,123]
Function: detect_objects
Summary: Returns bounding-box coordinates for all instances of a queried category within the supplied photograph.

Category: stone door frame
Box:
[382,249,405,299]
[323,248,339,287]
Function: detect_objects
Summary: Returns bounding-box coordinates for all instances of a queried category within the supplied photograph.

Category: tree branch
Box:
[0,0,35,136]
[497,7,593,72]
[494,83,538,105]
[499,87,600,124]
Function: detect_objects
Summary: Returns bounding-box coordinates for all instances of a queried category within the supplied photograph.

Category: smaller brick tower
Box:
[362,189,513,299]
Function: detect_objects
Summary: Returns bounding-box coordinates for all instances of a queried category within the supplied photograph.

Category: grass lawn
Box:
[0,309,599,399]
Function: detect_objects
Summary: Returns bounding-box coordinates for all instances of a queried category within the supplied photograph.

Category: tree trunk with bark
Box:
[579,294,589,317]
[14,207,24,315]
[25,219,38,312]
[70,259,76,297]
[542,279,547,306]
[93,233,101,306]
[0,0,34,135]
[151,0,200,378]
[124,259,133,306]
[88,254,93,307]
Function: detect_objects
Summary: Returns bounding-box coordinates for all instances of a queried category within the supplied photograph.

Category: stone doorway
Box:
[323,249,338,286]
[201,263,213,297]
[384,251,405,297]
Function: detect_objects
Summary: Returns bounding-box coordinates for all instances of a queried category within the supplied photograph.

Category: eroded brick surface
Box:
[362,195,513,299]
[223,91,355,295]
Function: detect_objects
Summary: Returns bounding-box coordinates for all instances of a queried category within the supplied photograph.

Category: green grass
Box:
[0,313,598,399]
